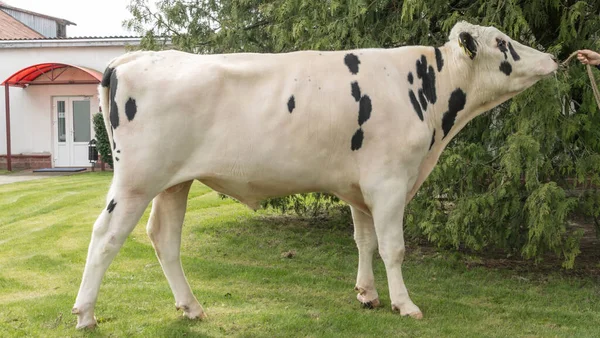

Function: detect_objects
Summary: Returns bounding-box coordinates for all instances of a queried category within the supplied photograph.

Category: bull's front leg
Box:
[365,179,423,319]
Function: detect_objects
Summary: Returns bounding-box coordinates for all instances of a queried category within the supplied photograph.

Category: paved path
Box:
[0,171,86,185]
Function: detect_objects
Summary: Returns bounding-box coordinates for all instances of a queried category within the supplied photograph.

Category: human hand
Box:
[577,49,600,66]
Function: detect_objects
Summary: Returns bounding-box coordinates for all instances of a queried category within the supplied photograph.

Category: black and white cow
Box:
[72,21,558,328]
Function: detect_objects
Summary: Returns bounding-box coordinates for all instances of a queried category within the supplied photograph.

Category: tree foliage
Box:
[93,113,113,169]
[125,0,600,267]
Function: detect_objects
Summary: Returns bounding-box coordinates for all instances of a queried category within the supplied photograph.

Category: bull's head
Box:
[446,21,558,107]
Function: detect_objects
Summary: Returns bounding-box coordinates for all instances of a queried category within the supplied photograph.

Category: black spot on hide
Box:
[416,55,437,104]
[429,129,436,150]
[345,56,371,150]
[442,89,467,138]
[508,42,521,61]
[125,98,137,121]
[409,90,424,121]
[408,72,414,84]
[358,95,372,126]
[109,70,119,129]
[351,128,364,151]
[499,61,512,76]
[344,53,360,75]
[107,199,117,213]
[351,82,361,102]
[287,95,295,113]
[434,47,444,72]
[497,38,509,58]
[101,67,114,88]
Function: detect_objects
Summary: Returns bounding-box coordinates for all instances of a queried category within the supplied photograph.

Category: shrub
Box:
[92,113,113,168]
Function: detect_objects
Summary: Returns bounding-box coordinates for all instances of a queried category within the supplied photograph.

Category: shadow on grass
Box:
[151,319,215,338]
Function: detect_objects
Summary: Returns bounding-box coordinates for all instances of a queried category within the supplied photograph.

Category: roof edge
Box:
[0,37,144,48]
[0,3,76,25]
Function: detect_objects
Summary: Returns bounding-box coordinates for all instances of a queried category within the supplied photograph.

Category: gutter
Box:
[0,38,145,49]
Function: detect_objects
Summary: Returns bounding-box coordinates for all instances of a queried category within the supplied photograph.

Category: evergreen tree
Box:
[125,0,600,267]
[92,113,113,168]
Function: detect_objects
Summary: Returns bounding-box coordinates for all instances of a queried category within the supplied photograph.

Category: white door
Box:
[54,97,92,167]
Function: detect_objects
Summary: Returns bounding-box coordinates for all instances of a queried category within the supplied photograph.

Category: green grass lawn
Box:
[1,172,599,337]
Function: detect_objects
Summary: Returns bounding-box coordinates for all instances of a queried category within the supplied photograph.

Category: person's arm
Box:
[577,50,600,69]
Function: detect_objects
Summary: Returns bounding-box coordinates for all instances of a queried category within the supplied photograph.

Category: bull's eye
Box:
[496,38,507,49]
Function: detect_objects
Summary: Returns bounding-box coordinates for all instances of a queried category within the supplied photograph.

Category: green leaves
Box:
[92,113,113,169]
[405,0,600,267]
[522,183,580,268]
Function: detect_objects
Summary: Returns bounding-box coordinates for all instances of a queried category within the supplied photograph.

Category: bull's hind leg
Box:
[72,189,152,329]
[146,181,206,320]
[351,206,380,308]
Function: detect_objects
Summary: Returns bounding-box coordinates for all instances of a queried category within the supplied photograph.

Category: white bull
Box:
[72,21,558,328]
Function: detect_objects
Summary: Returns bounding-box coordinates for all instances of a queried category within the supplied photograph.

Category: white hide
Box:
[72,21,557,328]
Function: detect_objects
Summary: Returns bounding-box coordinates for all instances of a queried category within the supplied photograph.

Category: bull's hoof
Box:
[360,297,381,309]
[176,302,207,320]
[408,311,424,319]
[184,310,207,320]
[355,287,380,309]
[392,303,423,319]
[72,307,97,329]
[76,321,98,330]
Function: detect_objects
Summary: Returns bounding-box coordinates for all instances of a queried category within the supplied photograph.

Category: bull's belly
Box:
[188,154,367,213]
[197,174,322,210]
[197,174,370,215]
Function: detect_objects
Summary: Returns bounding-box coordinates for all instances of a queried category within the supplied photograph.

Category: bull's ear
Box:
[458,32,477,60]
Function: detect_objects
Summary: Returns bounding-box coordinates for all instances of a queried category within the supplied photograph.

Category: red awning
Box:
[1,63,102,88]
[2,62,104,171]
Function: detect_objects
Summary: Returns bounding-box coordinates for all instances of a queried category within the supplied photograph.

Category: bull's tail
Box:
[98,69,114,161]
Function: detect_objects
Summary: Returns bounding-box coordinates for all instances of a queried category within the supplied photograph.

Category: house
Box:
[0,2,141,170]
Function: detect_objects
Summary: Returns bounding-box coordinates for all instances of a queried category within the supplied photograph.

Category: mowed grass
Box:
[1,173,599,337]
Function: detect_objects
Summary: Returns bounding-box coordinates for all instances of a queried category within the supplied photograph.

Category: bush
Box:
[261,193,349,219]
[220,192,351,221]
[92,113,113,168]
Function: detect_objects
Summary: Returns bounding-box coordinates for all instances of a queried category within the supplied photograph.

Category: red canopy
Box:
[2,63,102,87]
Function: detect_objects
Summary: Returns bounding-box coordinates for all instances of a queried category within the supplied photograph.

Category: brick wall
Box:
[0,154,52,170]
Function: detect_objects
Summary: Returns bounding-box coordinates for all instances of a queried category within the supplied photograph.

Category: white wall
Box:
[0,45,127,156]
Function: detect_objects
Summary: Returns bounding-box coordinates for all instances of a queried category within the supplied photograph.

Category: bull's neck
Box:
[424,45,476,147]
[424,46,518,148]
[401,45,488,202]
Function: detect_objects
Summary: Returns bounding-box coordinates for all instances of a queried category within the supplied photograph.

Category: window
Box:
[57,101,66,142]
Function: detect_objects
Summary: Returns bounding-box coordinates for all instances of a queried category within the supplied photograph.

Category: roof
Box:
[0,2,75,25]
[0,8,44,39]
[1,62,102,87]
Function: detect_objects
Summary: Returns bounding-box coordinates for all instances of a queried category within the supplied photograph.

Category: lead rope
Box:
[562,51,600,112]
